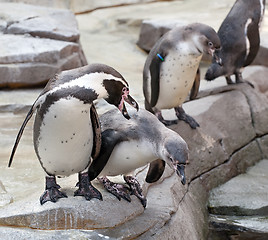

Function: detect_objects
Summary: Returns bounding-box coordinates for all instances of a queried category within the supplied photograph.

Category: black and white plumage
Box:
[87,108,189,207]
[143,23,221,128]
[205,0,265,85]
[8,63,139,205]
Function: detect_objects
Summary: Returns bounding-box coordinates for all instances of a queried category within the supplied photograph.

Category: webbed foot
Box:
[98,176,131,202]
[74,172,103,201]
[175,106,200,129]
[155,111,178,126]
[227,73,255,88]
[124,176,147,208]
[40,176,67,205]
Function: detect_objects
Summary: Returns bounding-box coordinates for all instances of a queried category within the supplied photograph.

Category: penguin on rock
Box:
[143,23,221,128]
[205,0,265,86]
[8,63,139,205]
[87,108,189,208]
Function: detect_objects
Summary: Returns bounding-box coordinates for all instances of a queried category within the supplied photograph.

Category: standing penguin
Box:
[8,63,139,205]
[143,23,221,128]
[205,0,265,85]
[87,108,188,208]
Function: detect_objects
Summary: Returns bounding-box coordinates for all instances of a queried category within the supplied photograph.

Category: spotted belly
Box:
[34,98,93,176]
[99,140,157,177]
[155,52,202,110]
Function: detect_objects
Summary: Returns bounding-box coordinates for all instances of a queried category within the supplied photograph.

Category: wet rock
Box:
[208,160,268,216]
[0,3,87,88]
[208,160,268,238]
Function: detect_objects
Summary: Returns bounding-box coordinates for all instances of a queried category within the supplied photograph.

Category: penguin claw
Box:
[40,188,67,205]
[161,119,178,126]
[98,177,132,202]
[175,107,199,129]
[74,172,103,201]
[124,176,147,208]
[40,176,67,205]
[155,111,178,126]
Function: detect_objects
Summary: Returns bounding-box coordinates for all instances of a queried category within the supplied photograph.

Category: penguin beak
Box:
[208,48,222,66]
[168,158,186,185]
[176,164,186,185]
[118,94,139,119]
[214,53,222,66]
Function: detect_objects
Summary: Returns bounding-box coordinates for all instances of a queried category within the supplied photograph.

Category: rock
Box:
[0,181,13,208]
[208,160,268,238]
[0,186,144,230]
[209,215,268,240]
[208,159,268,216]
[0,0,168,14]
[0,3,87,88]
[0,0,268,239]
[136,19,186,52]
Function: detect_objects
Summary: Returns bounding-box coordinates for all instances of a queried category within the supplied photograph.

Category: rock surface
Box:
[0,0,171,13]
[0,3,87,88]
[0,0,268,239]
[1,66,268,239]
[208,160,268,239]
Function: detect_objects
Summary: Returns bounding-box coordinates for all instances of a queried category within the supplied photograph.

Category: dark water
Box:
[209,229,268,240]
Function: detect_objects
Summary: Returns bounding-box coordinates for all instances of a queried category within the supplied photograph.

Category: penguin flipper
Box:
[8,105,35,167]
[244,19,260,67]
[149,52,165,108]
[88,129,125,180]
[145,159,166,183]
[90,104,102,160]
[189,68,200,100]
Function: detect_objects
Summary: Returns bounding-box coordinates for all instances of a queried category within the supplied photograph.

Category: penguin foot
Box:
[74,172,103,201]
[98,176,132,202]
[40,176,67,205]
[174,107,200,129]
[155,111,178,126]
[124,176,147,208]
[236,79,255,88]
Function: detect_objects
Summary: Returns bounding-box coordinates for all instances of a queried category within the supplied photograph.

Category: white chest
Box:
[35,97,93,176]
[155,46,202,110]
[99,140,157,177]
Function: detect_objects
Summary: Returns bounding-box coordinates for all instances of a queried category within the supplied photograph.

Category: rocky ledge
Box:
[0,3,87,88]
[0,66,268,239]
[208,159,268,239]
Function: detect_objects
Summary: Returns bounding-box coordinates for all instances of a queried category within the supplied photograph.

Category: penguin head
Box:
[102,79,139,119]
[190,23,222,65]
[162,137,189,185]
[205,61,226,81]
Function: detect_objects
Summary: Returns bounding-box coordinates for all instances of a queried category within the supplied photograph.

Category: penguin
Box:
[8,63,139,205]
[87,108,188,208]
[205,0,265,86]
[143,23,221,128]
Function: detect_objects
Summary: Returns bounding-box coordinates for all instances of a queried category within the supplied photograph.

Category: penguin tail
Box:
[8,105,35,167]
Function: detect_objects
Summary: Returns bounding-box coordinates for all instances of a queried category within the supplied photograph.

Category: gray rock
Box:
[208,159,268,216]
[0,0,164,14]
[0,3,87,88]
[136,19,186,52]
[0,3,79,42]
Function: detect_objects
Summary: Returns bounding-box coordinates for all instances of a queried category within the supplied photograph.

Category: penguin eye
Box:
[208,41,213,47]
[122,87,129,94]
